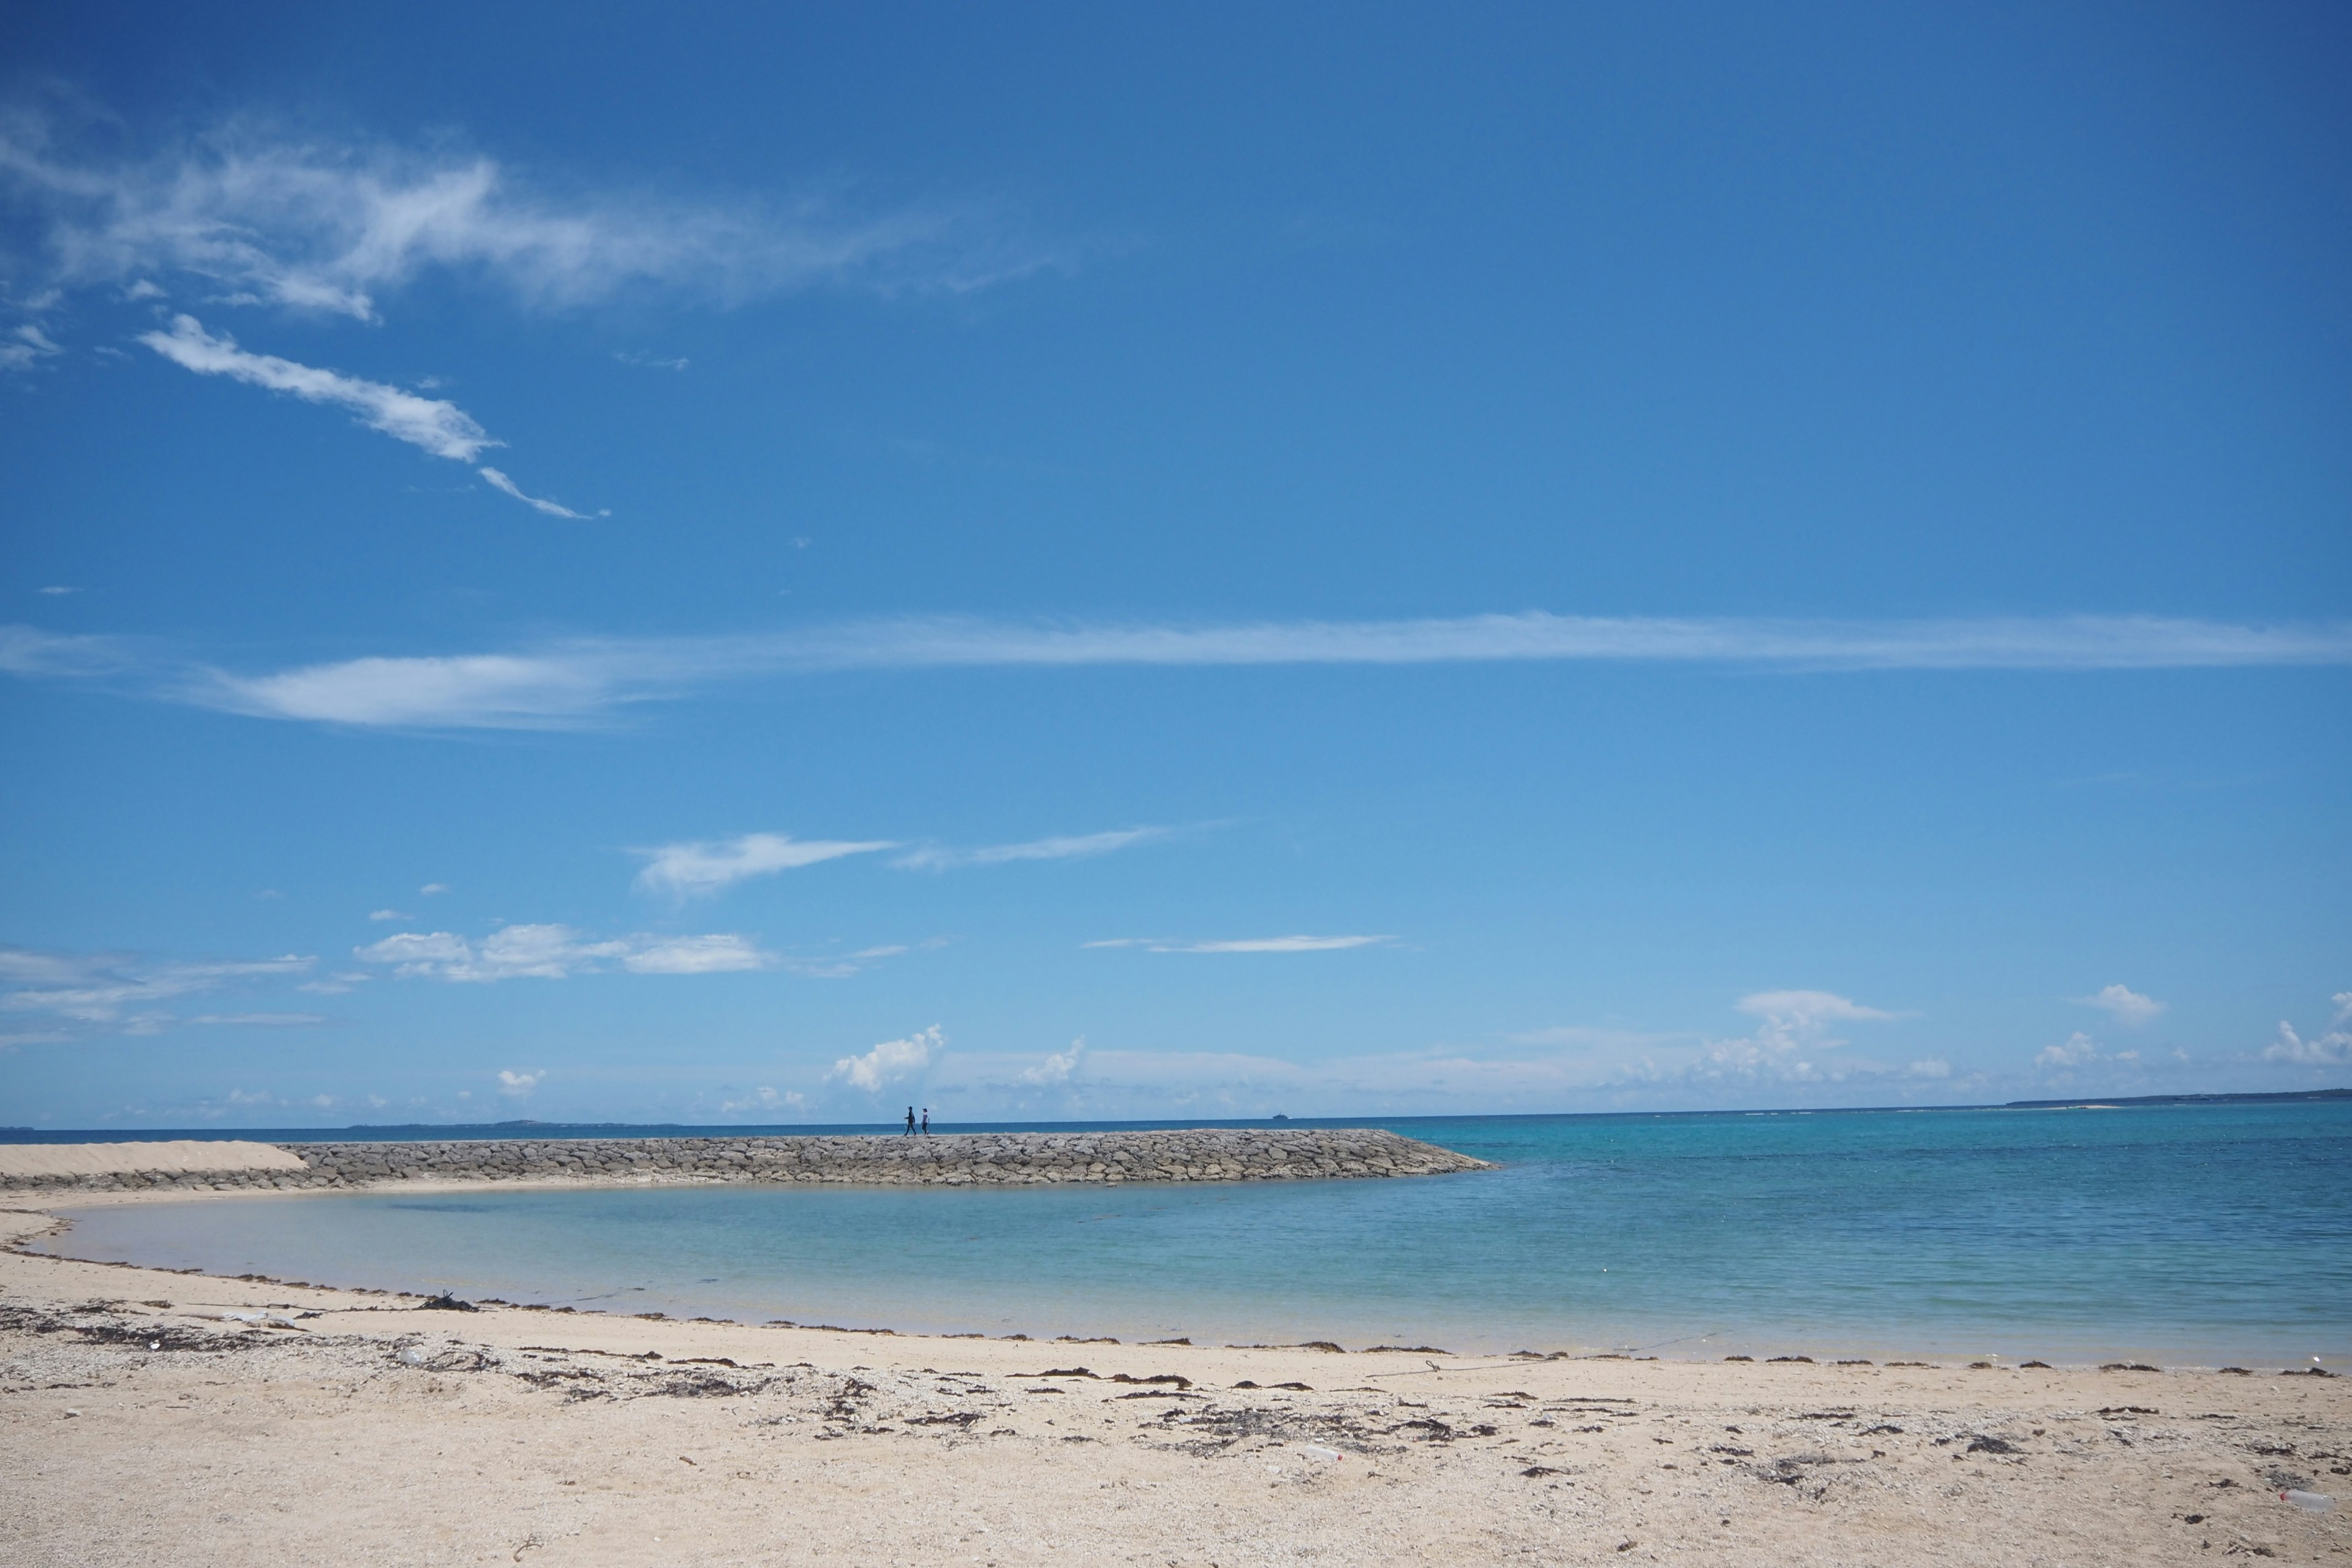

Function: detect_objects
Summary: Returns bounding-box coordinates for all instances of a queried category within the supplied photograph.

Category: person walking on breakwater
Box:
[921,1108,930,1134]
[904,1106,916,1135]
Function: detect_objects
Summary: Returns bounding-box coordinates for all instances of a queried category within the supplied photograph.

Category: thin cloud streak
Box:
[633,832,897,899]
[7,611,2351,729]
[1088,934,1393,954]
[893,827,1166,870]
[137,315,593,517]
[139,314,494,459]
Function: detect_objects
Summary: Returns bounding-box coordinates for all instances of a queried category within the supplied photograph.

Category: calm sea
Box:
[32,1103,2351,1365]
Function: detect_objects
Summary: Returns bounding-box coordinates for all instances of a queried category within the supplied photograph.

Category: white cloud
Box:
[497,1069,540,1098]
[297,972,368,995]
[478,465,603,520]
[633,831,895,899]
[36,586,78,595]
[0,321,63,370]
[0,624,134,680]
[828,1025,943,1093]
[1090,934,1392,954]
[2264,993,2352,1066]
[187,1012,329,1027]
[367,908,410,922]
[2035,1031,2105,1070]
[1019,1037,1086,1086]
[1,114,1047,320]
[2079,984,2166,1026]
[1907,1058,1952,1078]
[136,315,590,517]
[139,314,494,459]
[191,649,640,728]
[894,826,1166,871]
[419,883,449,894]
[1679,990,1901,1084]
[620,934,770,974]
[1734,990,1898,1024]
[749,611,2352,675]
[614,352,689,371]
[0,944,313,1035]
[354,924,774,982]
[719,1085,804,1115]
[31,611,2328,733]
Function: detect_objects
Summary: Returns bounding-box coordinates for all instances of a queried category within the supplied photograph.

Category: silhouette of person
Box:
[904,1106,916,1135]
[921,1108,930,1135]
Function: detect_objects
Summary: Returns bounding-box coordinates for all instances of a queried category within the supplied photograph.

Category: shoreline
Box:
[10,1181,2343,1373]
[3,1194,2345,1566]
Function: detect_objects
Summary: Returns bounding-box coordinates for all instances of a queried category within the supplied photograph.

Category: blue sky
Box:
[2,1,2346,1127]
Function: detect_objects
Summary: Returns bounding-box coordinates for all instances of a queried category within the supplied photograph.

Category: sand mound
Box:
[0,1140,306,1179]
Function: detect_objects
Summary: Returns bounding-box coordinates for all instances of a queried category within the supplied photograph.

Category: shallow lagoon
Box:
[42,1102,2351,1363]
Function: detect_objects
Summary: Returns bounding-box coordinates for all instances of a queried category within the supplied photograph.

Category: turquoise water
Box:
[39,1103,2352,1364]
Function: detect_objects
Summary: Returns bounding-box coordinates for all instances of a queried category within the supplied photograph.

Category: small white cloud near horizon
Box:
[187,1012,330,1027]
[2079,984,2166,1026]
[1679,990,1902,1085]
[497,1069,540,1098]
[894,826,1166,871]
[719,1085,804,1115]
[1088,934,1393,954]
[1019,1037,1086,1087]
[2264,992,2352,1067]
[2035,1030,2143,1073]
[634,832,897,899]
[353,924,772,982]
[829,1025,943,1093]
[368,908,410,922]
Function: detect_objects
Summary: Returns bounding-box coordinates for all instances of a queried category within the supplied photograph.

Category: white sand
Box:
[2,1193,2345,1566]
[0,1141,306,1180]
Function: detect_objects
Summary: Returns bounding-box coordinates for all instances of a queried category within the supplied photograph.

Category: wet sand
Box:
[3,1192,2346,1566]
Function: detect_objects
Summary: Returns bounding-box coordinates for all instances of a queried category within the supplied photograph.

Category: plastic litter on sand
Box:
[2281,1490,2335,1513]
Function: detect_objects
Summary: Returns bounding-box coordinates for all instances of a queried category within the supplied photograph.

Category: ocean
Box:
[30,1101,2351,1365]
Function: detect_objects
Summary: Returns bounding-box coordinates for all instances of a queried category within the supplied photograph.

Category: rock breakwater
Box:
[1,1128,1491,1194]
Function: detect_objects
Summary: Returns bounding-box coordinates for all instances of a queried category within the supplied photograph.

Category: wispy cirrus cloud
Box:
[0,110,1059,321]
[0,943,314,1039]
[353,924,773,982]
[8,611,2352,730]
[633,832,897,899]
[137,314,599,518]
[892,826,1166,871]
[0,321,63,371]
[1085,934,1393,954]
[139,313,491,456]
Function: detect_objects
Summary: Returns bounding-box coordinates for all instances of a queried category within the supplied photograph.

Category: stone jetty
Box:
[0,1128,1491,1194]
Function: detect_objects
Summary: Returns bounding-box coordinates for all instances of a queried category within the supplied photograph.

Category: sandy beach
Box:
[4,1187,2346,1567]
